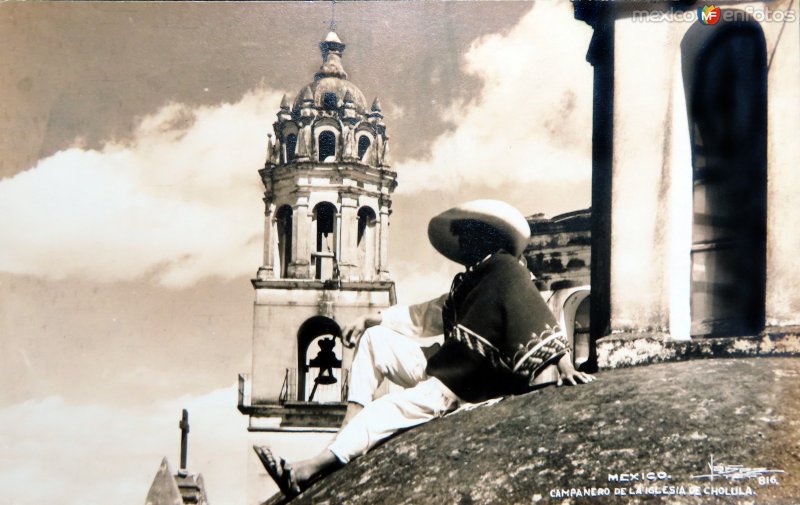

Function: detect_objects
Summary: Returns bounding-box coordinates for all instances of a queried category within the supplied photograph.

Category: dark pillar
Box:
[573,1,615,372]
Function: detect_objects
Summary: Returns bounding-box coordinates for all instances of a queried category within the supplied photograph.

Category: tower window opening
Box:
[276,205,293,278]
[313,202,337,280]
[285,133,297,162]
[318,131,337,162]
[357,207,376,245]
[323,92,338,110]
[357,136,371,160]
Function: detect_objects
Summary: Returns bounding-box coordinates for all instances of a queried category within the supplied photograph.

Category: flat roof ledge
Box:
[597,331,800,370]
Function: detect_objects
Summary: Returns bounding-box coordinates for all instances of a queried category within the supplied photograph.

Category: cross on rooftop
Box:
[178,409,189,470]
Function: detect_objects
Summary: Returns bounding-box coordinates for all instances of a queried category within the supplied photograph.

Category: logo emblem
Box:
[698,4,722,25]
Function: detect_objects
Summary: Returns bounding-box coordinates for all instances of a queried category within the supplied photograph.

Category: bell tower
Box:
[238,30,397,431]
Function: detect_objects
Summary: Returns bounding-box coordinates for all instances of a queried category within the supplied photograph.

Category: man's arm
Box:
[340,293,448,349]
[341,313,382,349]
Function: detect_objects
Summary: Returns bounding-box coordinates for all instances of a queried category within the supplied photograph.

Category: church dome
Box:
[293,78,369,115]
[292,32,369,115]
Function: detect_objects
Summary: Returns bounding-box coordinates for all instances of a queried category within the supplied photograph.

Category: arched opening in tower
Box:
[313,202,337,280]
[296,316,345,403]
[285,133,297,162]
[318,131,337,162]
[357,206,377,280]
[357,135,371,161]
[681,16,767,337]
[276,205,293,278]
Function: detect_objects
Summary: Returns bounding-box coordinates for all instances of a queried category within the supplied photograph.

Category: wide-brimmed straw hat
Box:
[427,199,531,265]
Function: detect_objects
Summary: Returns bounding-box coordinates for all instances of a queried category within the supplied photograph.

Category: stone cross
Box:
[179,409,189,470]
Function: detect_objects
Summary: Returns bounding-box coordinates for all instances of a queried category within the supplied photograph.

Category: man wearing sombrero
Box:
[254,199,594,498]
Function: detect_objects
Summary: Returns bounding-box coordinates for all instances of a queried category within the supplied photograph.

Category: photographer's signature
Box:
[692,455,785,481]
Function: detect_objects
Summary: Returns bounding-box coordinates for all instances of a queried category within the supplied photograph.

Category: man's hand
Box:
[341,313,382,349]
[556,352,595,386]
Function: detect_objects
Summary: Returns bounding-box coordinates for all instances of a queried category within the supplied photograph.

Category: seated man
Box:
[255,199,594,498]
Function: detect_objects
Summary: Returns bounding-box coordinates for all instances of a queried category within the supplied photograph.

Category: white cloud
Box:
[394,1,594,195]
[0,386,249,505]
[393,260,459,306]
[0,2,594,289]
[0,386,338,505]
[0,89,283,288]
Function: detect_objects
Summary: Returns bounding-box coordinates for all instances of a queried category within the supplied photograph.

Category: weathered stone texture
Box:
[284,358,799,504]
[597,333,800,370]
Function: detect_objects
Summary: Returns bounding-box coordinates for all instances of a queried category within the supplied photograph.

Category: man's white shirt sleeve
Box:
[379,293,448,338]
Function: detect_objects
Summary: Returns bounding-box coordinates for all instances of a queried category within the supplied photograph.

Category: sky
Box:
[0,2,593,503]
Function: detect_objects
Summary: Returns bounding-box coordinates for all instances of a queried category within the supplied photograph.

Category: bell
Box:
[307,337,343,401]
[314,367,338,386]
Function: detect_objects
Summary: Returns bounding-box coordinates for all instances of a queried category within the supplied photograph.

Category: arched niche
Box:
[296,316,344,403]
[681,15,767,337]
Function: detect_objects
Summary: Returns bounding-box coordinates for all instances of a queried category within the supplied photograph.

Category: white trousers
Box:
[327,326,460,463]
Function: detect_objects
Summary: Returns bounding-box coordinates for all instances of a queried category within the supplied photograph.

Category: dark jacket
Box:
[415,251,568,403]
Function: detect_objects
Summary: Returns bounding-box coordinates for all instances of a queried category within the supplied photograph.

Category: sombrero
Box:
[427,199,531,265]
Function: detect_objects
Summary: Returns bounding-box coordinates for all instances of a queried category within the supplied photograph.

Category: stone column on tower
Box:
[258,197,277,280]
[289,197,311,279]
[378,196,391,280]
[337,195,359,280]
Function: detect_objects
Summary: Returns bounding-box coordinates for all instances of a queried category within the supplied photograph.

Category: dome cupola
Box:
[267,30,391,169]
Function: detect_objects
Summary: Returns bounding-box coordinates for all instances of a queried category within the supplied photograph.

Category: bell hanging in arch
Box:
[307,337,342,400]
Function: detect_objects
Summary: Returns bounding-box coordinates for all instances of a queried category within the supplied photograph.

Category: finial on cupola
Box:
[277,94,292,121]
[316,9,347,82]
[301,87,314,103]
[342,90,357,119]
[299,86,316,118]
[368,97,384,124]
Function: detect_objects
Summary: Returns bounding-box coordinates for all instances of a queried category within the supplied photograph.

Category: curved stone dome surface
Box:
[281,357,800,505]
[293,77,369,115]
